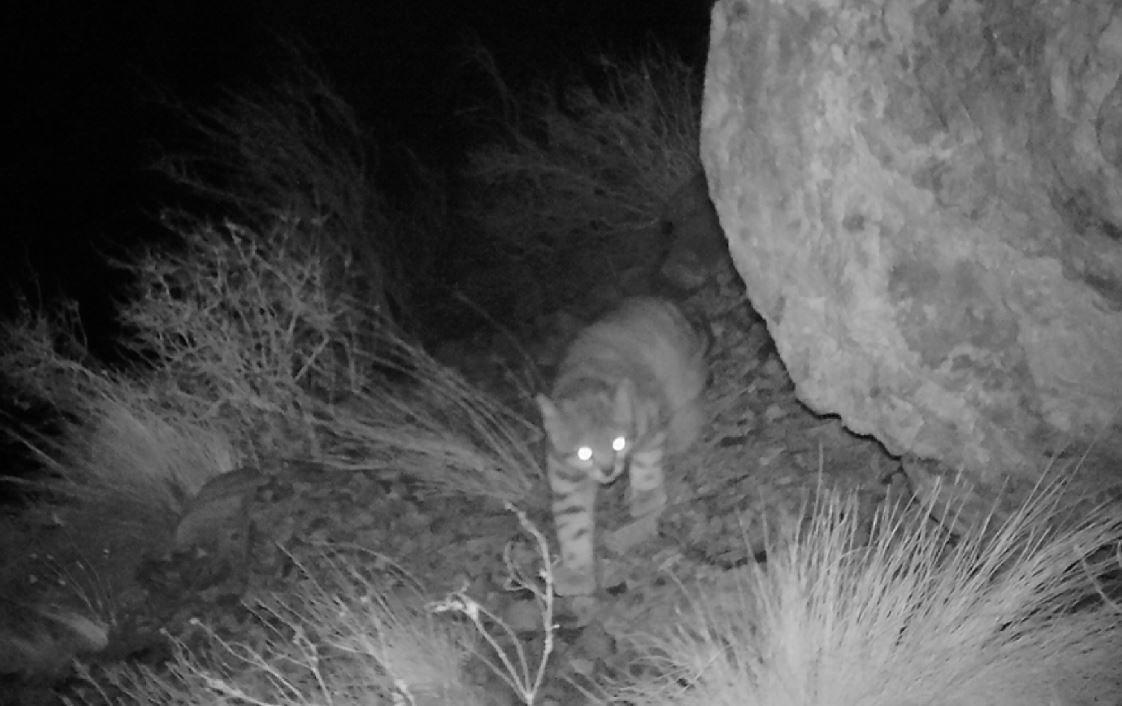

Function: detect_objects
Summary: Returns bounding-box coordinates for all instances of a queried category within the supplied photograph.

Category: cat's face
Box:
[537,383,634,484]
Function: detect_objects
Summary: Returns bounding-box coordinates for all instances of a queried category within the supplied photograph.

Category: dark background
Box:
[4,1,713,342]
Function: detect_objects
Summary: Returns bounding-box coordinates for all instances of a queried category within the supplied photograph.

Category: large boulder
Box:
[702,0,1122,483]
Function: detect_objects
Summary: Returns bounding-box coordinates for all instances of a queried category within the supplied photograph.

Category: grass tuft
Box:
[607,476,1122,706]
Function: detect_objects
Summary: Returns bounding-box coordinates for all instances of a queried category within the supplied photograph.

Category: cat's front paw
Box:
[551,562,597,596]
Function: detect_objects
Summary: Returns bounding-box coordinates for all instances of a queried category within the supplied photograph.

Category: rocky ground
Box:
[2,272,920,705]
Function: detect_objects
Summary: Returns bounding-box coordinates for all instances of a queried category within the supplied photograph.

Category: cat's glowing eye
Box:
[611,436,627,452]
[576,446,593,462]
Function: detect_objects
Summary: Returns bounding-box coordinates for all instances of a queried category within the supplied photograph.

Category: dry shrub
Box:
[460,44,702,314]
[115,217,375,464]
[155,52,411,326]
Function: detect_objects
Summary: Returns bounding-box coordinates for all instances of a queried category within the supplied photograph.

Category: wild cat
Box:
[536,297,708,595]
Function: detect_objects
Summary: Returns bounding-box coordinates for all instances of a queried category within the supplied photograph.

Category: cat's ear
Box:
[612,379,635,422]
[536,394,562,440]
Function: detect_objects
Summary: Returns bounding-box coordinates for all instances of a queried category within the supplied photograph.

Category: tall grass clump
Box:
[607,475,1122,706]
[460,44,702,313]
[0,300,239,519]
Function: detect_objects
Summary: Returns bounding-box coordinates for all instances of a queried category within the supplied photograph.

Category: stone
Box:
[702,0,1122,483]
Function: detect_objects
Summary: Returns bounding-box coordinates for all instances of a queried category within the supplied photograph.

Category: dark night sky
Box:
[3,1,712,332]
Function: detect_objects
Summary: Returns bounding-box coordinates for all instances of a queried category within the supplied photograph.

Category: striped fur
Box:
[536,297,708,595]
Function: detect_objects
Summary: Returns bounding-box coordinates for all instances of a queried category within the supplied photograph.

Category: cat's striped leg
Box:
[627,433,667,518]
[549,457,599,596]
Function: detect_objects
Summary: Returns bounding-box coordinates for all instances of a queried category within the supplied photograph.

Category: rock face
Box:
[702,0,1122,482]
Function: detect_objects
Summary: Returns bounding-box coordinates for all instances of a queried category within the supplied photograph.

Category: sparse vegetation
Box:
[0,54,540,698]
[428,504,557,705]
[65,550,488,705]
[0,206,541,702]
